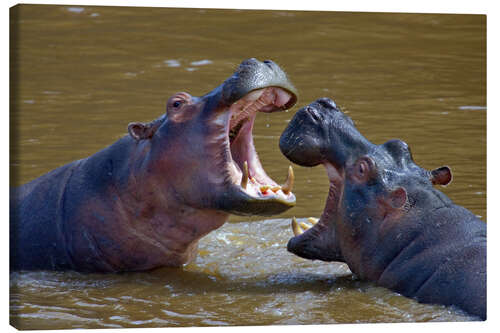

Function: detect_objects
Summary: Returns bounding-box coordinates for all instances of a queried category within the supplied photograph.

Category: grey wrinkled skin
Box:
[280,98,486,320]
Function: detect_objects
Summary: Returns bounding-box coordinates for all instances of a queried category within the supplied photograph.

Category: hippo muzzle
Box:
[280,97,372,260]
[208,59,298,215]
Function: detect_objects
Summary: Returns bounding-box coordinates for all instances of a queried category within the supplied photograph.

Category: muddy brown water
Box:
[9,5,486,329]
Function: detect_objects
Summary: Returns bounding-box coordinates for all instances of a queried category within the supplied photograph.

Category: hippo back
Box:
[377,202,486,319]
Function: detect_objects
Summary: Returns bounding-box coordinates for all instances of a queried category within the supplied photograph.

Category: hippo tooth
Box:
[291,217,303,236]
[271,185,281,193]
[307,217,319,225]
[243,88,265,102]
[260,185,271,193]
[299,221,311,231]
[274,88,293,108]
[241,161,249,189]
[281,165,294,194]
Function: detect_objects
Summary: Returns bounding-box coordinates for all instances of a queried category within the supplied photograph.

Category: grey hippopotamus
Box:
[10,58,298,273]
[279,98,486,320]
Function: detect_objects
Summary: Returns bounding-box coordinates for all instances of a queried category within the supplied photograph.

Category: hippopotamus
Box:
[279,98,486,320]
[10,58,298,273]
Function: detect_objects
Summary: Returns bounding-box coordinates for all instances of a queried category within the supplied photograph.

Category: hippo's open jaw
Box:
[279,98,353,260]
[159,59,298,216]
[221,86,297,215]
[286,162,345,261]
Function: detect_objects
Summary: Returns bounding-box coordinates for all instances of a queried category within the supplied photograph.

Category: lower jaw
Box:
[215,184,295,216]
[287,222,340,262]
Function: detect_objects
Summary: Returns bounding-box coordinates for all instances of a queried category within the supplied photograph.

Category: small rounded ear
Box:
[388,187,407,209]
[430,166,452,186]
[128,122,153,141]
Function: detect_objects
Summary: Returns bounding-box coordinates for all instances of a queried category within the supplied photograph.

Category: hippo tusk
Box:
[292,216,303,236]
[282,165,294,194]
[241,161,249,189]
[307,217,319,225]
[299,221,312,231]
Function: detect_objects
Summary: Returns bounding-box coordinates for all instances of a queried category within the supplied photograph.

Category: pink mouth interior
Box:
[292,162,344,239]
[227,87,295,200]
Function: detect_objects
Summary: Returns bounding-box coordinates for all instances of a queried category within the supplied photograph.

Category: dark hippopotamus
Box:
[279,98,486,320]
[10,58,298,273]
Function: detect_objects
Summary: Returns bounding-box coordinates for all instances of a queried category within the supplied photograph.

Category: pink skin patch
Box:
[227,87,295,201]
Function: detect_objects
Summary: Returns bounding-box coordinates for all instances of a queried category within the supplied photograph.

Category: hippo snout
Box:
[221,58,298,107]
[280,97,372,168]
[286,219,343,262]
[279,97,344,167]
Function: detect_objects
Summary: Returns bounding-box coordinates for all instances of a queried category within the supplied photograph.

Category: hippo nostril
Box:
[263,60,275,69]
[305,106,322,122]
[317,97,338,110]
[241,58,259,67]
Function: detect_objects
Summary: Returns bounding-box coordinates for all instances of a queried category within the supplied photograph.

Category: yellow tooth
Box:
[307,217,319,225]
[292,217,303,236]
[282,165,294,194]
[260,185,271,193]
[241,161,248,189]
[299,222,312,231]
[271,185,281,193]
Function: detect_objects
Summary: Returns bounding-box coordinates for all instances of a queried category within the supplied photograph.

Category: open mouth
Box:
[225,86,297,205]
[286,162,344,261]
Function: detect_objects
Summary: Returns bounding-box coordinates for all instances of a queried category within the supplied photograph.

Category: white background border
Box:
[3,1,497,333]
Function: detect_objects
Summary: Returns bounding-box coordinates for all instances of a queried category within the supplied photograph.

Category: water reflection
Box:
[10,219,474,329]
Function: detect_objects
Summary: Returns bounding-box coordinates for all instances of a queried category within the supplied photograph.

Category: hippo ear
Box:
[388,187,407,209]
[128,123,148,141]
[430,166,452,186]
[128,122,157,141]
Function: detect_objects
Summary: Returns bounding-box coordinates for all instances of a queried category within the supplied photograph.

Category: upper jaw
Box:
[221,58,298,107]
[218,86,297,216]
[279,103,329,167]
[204,60,298,215]
[196,59,299,216]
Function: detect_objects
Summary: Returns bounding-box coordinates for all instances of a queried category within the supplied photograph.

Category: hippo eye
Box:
[173,100,183,108]
[352,157,376,183]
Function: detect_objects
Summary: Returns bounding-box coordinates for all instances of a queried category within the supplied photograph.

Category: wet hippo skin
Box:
[10,58,298,273]
[279,98,486,320]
